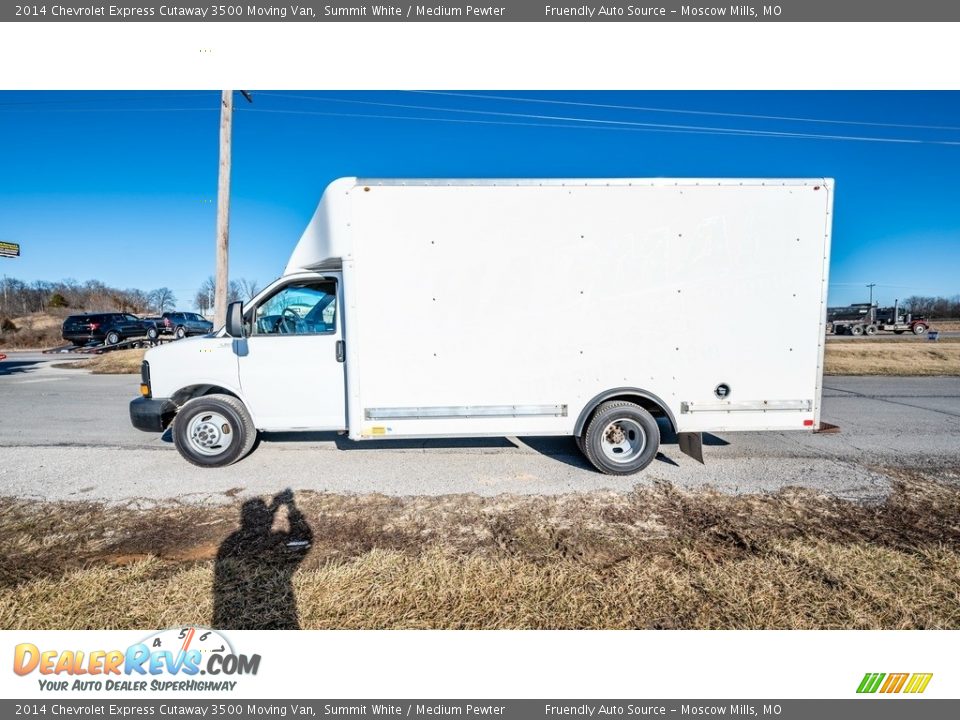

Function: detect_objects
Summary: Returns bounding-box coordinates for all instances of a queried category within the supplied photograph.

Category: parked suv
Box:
[159,312,214,339]
[62,313,159,346]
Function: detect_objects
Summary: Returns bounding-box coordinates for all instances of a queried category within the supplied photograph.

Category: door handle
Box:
[336,340,345,363]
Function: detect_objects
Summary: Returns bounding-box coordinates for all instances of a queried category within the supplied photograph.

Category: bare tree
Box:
[148,287,177,313]
[237,277,260,301]
[195,276,216,315]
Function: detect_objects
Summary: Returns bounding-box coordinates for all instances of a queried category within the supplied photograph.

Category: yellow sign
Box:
[0,241,19,258]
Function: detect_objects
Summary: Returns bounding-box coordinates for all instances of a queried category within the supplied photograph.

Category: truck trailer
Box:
[828,301,928,336]
[130,177,834,475]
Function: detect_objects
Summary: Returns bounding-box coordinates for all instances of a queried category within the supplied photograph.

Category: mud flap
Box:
[678,431,704,464]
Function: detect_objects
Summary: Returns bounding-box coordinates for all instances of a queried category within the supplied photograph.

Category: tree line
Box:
[0,276,261,318]
[900,295,960,318]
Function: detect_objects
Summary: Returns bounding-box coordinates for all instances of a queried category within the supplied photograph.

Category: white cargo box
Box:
[287,177,833,441]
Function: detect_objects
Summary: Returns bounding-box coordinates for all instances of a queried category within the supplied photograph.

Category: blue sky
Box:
[1,90,958,309]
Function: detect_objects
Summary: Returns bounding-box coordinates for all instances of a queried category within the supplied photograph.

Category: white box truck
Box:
[130,177,833,475]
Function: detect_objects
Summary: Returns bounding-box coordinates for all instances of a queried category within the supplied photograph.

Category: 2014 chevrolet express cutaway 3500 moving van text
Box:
[130,177,834,475]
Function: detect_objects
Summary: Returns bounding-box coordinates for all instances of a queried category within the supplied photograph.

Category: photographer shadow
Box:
[212,489,313,630]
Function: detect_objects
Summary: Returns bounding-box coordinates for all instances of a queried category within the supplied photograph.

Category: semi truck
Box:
[130,177,834,475]
[827,301,928,336]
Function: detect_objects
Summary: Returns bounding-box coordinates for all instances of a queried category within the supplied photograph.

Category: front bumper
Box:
[129,397,176,433]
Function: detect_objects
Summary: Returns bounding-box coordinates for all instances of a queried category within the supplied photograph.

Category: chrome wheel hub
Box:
[600,418,646,464]
[187,411,234,456]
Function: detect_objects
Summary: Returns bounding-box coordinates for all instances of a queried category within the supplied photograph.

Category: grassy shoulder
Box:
[53,348,146,374]
[823,340,960,376]
[1,467,958,629]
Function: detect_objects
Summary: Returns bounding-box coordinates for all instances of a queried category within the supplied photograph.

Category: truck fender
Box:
[574,387,677,437]
[170,382,248,410]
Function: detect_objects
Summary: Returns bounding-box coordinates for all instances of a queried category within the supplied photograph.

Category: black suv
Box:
[158,311,214,339]
[62,313,159,346]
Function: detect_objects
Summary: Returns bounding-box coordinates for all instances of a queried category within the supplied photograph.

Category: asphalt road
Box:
[1,351,957,504]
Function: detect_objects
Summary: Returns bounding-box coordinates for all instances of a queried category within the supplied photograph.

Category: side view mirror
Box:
[225,301,245,338]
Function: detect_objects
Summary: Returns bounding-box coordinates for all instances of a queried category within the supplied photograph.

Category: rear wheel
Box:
[574,433,586,455]
[865,324,878,336]
[175,326,187,339]
[912,323,927,335]
[850,325,864,336]
[105,330,121,345]
[172,394,257,468]
[146,326,158,340]
[580,401,660,475]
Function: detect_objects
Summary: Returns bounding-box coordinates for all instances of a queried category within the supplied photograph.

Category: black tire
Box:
[912,323,927,336]
[105,330,121,345]
[580,401,660,475]
[574,434,586,455]
[146,326,159,341]
[172,394,257,468]
[865,325,878,336]
[851,325,864,337]
[175,326,187,340]
[893,330,905,335]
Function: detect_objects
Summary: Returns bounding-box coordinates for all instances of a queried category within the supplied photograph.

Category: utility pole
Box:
[866,283,876,306]
[213,90,253,328]
[214,91,233,329]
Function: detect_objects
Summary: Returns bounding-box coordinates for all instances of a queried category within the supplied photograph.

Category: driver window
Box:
[252,281,337,336]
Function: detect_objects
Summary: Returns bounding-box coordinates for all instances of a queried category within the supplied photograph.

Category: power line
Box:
[248,95,960,146]
[410,90,960,133]
[255,93,960,145]
[242,106,796,141]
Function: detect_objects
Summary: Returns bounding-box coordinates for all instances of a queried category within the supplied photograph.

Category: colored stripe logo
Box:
[857,672,933,694]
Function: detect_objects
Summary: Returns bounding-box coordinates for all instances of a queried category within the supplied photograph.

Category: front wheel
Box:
[580,401,660,475]
[172,394,257,467]
[913,323,928,335]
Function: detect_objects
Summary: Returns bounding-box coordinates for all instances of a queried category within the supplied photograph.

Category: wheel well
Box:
[574,388,676,437]
[171,384,241,408]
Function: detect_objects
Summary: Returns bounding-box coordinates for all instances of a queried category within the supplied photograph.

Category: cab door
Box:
[236,274,347,430]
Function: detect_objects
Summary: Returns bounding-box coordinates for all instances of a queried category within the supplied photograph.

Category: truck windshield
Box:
[253,281,337,335]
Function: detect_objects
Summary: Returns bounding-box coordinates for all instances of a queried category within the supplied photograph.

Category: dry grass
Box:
[824,342,960,376]
[0,312,66,350]
[1,467,958,630]
[54,348,146,374]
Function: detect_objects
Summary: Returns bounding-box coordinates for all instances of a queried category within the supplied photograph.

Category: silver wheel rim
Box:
[107,333,118,344]
[186,411,235,456]
[177,328,185,338]
[599,418,646,464]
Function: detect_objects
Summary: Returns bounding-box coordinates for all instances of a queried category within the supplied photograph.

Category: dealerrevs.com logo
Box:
[13,627,260,692]
[857,673,933,694]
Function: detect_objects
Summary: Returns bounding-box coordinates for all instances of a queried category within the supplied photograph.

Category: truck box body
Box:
[287,177,833,440]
